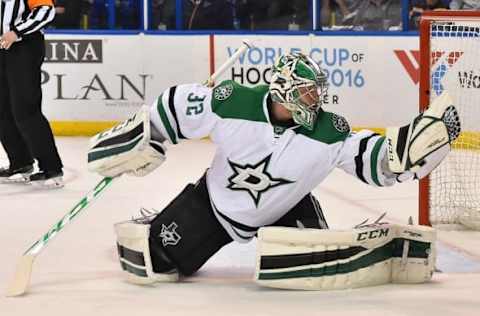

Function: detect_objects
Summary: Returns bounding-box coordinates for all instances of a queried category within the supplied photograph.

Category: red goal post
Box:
[419,11,480,229]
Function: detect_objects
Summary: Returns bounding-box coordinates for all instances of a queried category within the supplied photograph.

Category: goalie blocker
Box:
[255,223,436,290]
[88,106,167,178]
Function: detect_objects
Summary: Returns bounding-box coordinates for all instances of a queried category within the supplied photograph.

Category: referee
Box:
[0,0,64,188]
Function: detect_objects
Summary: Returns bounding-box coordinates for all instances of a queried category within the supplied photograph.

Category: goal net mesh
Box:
[428,19,480,229]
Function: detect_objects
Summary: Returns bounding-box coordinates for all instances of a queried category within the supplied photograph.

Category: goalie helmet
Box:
[269,52,328,130]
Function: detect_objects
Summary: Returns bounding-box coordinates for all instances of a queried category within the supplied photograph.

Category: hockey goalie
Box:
[87,52,461,290]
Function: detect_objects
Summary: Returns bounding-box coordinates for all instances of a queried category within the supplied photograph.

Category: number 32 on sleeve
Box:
[186,93,206,115]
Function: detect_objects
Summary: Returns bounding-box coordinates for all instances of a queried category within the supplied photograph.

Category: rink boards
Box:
[42,34,420,135]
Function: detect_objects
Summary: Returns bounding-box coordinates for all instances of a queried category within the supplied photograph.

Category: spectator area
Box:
[48,1,476,33]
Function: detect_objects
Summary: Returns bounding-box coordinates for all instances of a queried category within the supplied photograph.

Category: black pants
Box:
[149,174,328,276]
[0,33,62,171]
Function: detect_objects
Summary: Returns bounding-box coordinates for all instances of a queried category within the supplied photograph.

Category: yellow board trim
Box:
[452,131,480,150]
[50,122,480,151]
[51,122,386,137]
[353,127,385,136]
[51,121,118,136]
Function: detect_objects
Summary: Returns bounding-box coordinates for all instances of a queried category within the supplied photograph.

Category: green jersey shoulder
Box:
[297,110,351,144]
[211,80,269,123]
[210,80,350,144]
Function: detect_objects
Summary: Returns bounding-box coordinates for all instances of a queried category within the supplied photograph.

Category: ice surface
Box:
[1,138,479,316]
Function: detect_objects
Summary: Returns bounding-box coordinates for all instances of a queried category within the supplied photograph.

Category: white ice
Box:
[1,138,480,316]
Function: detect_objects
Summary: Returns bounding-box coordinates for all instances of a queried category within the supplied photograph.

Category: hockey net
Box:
[419,11,480,230]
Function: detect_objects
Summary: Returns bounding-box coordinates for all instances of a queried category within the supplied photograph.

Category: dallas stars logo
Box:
[227,154,294,206]
[159,222,181,247]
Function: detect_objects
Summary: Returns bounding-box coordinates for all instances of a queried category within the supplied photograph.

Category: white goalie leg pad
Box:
[255,224,436,290]
[114,221,178,284]
[88,106,167,178]
[391,225,436,283]
[386,91,461,178]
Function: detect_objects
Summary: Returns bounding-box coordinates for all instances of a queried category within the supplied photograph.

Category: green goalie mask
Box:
[269,52,328,130]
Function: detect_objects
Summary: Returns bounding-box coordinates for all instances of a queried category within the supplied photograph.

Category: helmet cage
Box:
[270,53,328,130]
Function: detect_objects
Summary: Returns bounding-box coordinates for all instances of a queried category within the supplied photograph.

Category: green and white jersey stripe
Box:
[150,80,395,242]
[336,130,395,188]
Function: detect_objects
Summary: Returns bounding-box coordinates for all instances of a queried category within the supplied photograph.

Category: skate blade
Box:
[29,177,64,189]
[0,174,31,184]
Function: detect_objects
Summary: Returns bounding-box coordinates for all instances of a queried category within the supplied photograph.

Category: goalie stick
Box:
[206,39,252,87]
[5,177,114,297]
[5,39,253,297]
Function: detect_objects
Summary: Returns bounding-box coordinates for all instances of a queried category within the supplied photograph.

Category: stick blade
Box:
[5,255,35,297]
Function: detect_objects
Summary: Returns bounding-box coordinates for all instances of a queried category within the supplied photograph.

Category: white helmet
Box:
[269,52,328,130]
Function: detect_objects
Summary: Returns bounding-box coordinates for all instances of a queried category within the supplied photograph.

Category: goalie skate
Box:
[28,171,64,189]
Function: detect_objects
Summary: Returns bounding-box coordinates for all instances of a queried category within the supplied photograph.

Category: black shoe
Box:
[0,165,34,183]
[29,170,64,188]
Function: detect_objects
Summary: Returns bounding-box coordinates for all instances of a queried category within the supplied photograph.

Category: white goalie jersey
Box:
[150,80,396,242]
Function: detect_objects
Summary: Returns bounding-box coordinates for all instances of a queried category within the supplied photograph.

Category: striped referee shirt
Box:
[1,0,55,39]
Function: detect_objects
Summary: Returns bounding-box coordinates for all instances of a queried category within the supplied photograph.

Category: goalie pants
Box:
[148,174,328,276]
[0,33,63,172]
